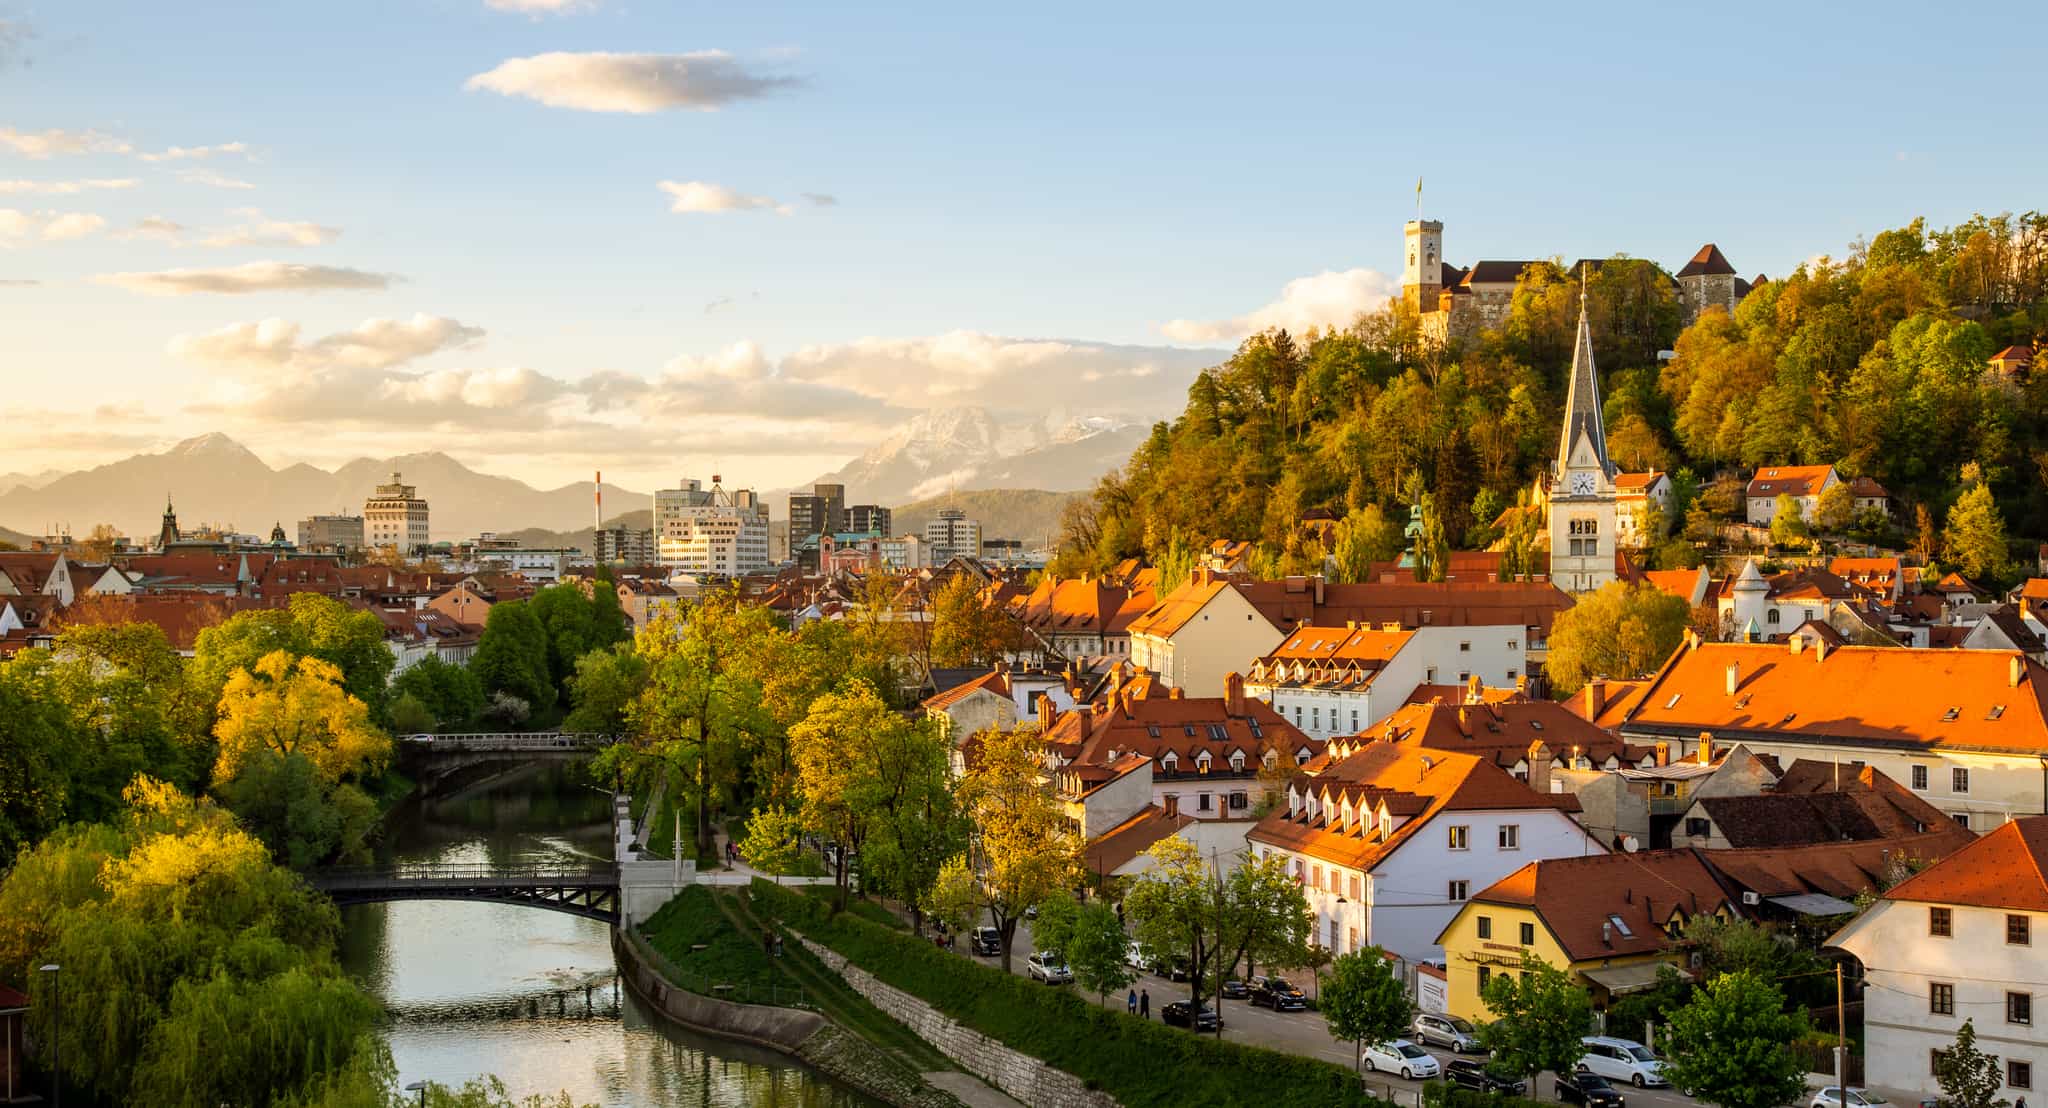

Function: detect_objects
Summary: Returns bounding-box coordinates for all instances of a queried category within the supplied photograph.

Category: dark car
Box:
[1219,978,1249,1000]
[1161,1001,1221,1031]
[1249,975,1308,1011]
[1148,956,1192,982]
[1556,1071,1626,1108]
[968,926,1001,957]
[1446,1060,1526,1097]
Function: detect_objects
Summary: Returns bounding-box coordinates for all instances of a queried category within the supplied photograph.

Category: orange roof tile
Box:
[1746,465,1834,498]
[923,668,1013,711]
[1881,816,2048,911]
[1463,850,1734,961]
[1084,804,1197,874]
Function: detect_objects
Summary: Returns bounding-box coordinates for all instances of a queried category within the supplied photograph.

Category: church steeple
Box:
[159,495,180,550]
[1554,284,1614,479]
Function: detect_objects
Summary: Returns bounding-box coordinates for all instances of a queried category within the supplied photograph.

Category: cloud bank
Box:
[1159,267,1397,344]
[170,314,486,372]
[97,261,395,295]
[465,51,798,113]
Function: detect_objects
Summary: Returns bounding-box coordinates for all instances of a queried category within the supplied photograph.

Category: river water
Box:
[338,761,875,1106]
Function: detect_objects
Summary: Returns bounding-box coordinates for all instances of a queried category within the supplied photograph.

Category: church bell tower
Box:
[1546,288,1618,593]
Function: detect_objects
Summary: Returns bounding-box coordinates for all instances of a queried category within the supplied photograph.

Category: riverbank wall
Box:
[611,927,964,1108]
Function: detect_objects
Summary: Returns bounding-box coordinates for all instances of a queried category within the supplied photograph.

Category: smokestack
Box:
[595,470,603,539]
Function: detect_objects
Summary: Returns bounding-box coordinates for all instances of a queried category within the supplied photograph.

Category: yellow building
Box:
[1434,851,1732,1022]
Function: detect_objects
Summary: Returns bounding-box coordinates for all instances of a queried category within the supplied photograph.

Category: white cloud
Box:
[178,169,256,190]
[485,0,595,12]
[198,209,341,248]
[169,314,485,371]
[781,331,1215,415]
[139,141,248,163]
[96,261,394,295]
[465,51,797,113]
[1159,267,1398,344]
[802,192,838,207]
[0,208,107,243]
[117,215,186,242]
[0,177,138,194]
[659,180,791,215]
[0,127,131,158]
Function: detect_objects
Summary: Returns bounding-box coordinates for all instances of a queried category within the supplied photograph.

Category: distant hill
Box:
[893,489,1080,548]
[0,432,647,543]
[0,523,34,549]
[808,405,1146,504]
[495,509,653,554]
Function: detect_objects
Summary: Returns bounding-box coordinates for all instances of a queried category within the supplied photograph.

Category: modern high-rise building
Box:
[923,508,982,562]
[655,475,770,576]
[364,473,430,554]
[297,514,365,555]
[788,483,846,541]
[593,527,656,565]
[845,504,892,536]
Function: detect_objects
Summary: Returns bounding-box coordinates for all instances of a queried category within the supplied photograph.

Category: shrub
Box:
[1423,1081,1553,1108]
[753,878,1390,1108]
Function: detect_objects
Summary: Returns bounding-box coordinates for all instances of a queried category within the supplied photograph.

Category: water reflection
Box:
[338,761,874,1106]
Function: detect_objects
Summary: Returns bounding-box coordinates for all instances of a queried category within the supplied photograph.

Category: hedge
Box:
[1423,1080,1552,1108]
[751,878,1393,1108]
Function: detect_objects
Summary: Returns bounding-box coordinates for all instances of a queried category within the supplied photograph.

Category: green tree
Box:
[560,644,649,734]
[1321,946,1413,1075]
[471,600,556,712]
[1031,892,1137,1008]
[0,658,80,866]
[1217,850,1313,981]
[790,678,953,913]
[942,724,1078,971]
[1934,1019,2010,1108]
[191,594,395,721]
[1944,467,2010,580]
[212,651,391,784]
[1543,580,1691,694]
[1126,837,1232,1010]
[928,572,1018,669]
[390,692,436,734]
[1660,971,1810,1108]
[391,655,486,729]
[530,582,600,695]
[737,804,806,877]
[1330,506,1405,583]
[1770,494,1810,551]
[1477,951,1594,1083]
[214,748,378,868]
[1815,481,1856,534]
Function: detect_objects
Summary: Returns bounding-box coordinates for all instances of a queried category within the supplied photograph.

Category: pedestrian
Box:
[1127,988,1137,1014]
[1139,989,1150,1019]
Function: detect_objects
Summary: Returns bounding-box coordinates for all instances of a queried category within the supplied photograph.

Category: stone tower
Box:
[1403,219,1444,312]
[1545,292,1618,594]
[158,495,180,550]
[1729,558,1770,640]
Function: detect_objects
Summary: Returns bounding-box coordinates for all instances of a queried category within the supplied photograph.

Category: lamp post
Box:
[405,1080,428,1107]
[36,964,58,1108]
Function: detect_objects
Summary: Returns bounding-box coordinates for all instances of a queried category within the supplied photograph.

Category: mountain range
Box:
[0,433,646,545]
[805,406,1142,505]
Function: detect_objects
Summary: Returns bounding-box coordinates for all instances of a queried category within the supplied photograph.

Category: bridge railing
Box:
[310,862,618,887]
[398,732,619,752]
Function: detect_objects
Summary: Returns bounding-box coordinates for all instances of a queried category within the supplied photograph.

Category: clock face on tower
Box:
[1570,472,1596,496]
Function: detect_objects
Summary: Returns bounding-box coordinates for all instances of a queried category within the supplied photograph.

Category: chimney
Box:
[1225,671,1246,717]
[1164,794,1179,819]
[1601,921,1613,946]
[1109,665,1124,699]
[1583,679,1607,720]
[1526,740,1553,794]
[1789,637,1803,655]
[2013,654,2027,688]
[1724,662,1740,697]
[1814,639,1829,662]
[1036,693,1055,730]
[1654,741,1671,767]
[1456,708,1472,737]
[1697,731,1716,765]
[1314,575,1326,606]
[1169,686,1185,699]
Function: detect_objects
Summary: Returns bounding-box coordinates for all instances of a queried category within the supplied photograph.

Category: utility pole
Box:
[1834,962,1846,1092]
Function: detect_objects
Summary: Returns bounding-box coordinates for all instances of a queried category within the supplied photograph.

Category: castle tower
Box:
[1403,219,1444,312]
[1545,292,1618,594]
[1729,558,1770,639]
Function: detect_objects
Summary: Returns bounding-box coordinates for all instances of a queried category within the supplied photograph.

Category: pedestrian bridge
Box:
[310,862,622,923]
[399,731,618,753]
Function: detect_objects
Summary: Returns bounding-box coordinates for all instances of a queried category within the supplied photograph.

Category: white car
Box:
[1812,1089,1889,1108]
[1025,950,1073,985]
[1362,1039,1442,1080]
[1578,1036,1668,1088]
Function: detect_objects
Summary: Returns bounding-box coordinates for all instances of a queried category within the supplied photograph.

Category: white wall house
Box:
[1745,464,1838,526]
[1830,818,2048,1099]
[1247,743,1603,964]
[1245,624,1525,741]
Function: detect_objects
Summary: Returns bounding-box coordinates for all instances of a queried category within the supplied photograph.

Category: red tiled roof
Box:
[1677,244,1738,278]
[1084,804,1197,875]
[924,668,1012,711]
[1612,471,1664,493]
[1991,345,2034,364]
[1464,850,1734,961]
[1130,573,1571,641]
[1881,816,2048,911]
[1622,642,2048,756]
[1335,699,1641,773]
[1747,465,1834,498]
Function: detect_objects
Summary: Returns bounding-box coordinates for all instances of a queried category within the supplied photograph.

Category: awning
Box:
[1582,962,1690,996]
[1767,893,1859,916]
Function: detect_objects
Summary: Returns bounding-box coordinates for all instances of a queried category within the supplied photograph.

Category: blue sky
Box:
[2,0,2041,491]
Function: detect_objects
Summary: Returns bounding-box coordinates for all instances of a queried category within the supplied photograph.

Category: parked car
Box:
[1445,1059,1526,1096]
[1148,955,1192,982]
[1218,977,1249,1000]
[1125,940,1148,969]
[1555,1071,1626,1108]
[1025,950,1073,984]
[1413,1012,1484,1052]
[1361,1039,1441,1080]
[1813,1089,1890,1108]
[969,926,1001,957]
[1248,975,1308,1011]
[1161,1000,1220,1031]
[1578,1036,1669,1088]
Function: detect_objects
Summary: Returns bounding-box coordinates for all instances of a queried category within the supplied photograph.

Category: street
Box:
[955,918,1708,1108]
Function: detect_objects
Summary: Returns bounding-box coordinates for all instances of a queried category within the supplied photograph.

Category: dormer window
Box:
[1229,750,1246,772]
[1161,752,1179,773]
[1195,751,1212,774]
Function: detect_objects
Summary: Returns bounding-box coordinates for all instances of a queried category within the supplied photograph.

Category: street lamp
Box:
[37,965,58,1108]
[405,1080,428,1107]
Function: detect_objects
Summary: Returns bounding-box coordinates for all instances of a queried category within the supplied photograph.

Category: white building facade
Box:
[364,473,430,554]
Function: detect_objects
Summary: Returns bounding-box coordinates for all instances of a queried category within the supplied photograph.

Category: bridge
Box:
[399,732,618,753]
[310,862,622,923]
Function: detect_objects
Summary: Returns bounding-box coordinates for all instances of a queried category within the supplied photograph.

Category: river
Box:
[338,761,876,1106]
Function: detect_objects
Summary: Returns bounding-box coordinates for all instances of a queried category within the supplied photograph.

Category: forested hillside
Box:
[1054,212,2048,583]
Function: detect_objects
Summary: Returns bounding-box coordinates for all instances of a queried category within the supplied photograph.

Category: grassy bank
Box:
[753,877,1390,1108]
[641,886,803,1006]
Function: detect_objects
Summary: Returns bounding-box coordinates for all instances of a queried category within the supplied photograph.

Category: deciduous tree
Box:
[948,724,1078,971]
[213,651,390,784]
[1934,1019,2010,1108]
[471,600,555,711]
[1944,465,2010,580]
[1543,581,1691,694]
[1477,951,1594,1082]
[1321,947,1413,1075]
[1660,971,1810,1108]
[1031,892,1137,1007]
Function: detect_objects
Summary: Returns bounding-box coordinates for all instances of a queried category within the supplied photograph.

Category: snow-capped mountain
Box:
[808,405,1145,504]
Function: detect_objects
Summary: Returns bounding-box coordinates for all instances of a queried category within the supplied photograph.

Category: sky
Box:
[2,0,2042,493]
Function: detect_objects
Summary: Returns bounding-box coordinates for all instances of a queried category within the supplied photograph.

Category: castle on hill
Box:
[1400,218,1767,344]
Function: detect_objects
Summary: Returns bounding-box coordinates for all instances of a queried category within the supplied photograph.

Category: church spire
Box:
[1554,278,1614,479]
